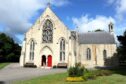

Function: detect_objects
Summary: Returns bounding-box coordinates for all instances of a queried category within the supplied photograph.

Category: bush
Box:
[68,63,85,77]
[98,70,112,76]
[91,70,112,76]
[83,69,112,80]
[53,65,57,68]
[6,53,15,61]
[83,72,96,80]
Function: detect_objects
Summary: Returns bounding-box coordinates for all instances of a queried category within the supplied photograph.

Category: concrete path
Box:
[0,63,67,84]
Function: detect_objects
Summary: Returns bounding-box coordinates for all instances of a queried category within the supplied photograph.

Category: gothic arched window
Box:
[86,48,91,60]
[42,19,53,43]
[60,39,65,62]
[30,40,35,61]
[103,50,107,60]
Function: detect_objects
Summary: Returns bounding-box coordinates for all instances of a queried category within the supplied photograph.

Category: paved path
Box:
[0,63,67,84]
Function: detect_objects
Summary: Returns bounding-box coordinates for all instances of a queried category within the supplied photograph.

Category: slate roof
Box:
[78,32,116,44]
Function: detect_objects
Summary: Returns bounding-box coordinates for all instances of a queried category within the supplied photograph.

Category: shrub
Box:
[68,63,85,77]
[83,72,96,80]
[99,70,112,76]
[53,65,57,68]
[83,69,112,80]
[6,53,15,61]
[89,70,101,76]
[91,70,112,76]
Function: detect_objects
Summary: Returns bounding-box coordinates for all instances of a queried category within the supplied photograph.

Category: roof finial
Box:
[47,0,51,7]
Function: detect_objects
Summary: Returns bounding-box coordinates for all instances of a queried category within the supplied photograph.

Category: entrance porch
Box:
[41,55,52,68]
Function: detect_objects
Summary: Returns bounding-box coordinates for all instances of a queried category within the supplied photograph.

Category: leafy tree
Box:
[117,30,126,62]
[0,33,21,62]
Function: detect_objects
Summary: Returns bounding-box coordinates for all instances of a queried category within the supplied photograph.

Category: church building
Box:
[20,5,117,68]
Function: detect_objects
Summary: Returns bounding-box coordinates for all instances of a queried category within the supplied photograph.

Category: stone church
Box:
[20,5,117,68]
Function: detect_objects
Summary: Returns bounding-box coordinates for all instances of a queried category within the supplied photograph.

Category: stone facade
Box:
[20,6,117,68]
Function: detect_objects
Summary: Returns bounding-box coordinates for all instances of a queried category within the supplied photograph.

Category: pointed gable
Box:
[35,5,69,31]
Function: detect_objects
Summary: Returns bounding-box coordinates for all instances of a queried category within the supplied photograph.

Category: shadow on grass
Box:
[109,67,126,75]
[95,52,126,76]
[95,66,126,76]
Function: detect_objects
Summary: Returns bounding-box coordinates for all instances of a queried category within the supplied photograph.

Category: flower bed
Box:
[66,77,84,82]
[66,63,113,82]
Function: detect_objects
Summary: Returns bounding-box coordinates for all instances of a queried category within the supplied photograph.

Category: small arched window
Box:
[86,48,91,60]
[103,50,107,60]
[30,40,35,61]
[60,39,65,62]
[42,19,53,43]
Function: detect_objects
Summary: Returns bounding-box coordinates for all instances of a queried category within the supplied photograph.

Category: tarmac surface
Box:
[0,63,67,84]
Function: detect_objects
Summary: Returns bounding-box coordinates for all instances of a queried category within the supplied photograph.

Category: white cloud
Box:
[51,0,69,6]
[107,0,116,4]
[116,0,126,20]
[106,0,126,36]
[0,0,69,43]
[107,0,126,20]
[0,0,41,34]
[72,15,115,33]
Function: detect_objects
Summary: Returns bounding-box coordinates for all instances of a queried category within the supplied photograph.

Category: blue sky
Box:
[0,0,126,44]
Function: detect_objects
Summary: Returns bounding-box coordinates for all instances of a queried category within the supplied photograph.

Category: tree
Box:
[94,29,104,32]
[0,33,21,62]
[117,30,126,62]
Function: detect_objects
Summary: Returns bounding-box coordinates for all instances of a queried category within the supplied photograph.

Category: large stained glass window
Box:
[42,19,53,43]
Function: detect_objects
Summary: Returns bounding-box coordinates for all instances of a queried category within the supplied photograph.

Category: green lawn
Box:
[0,63,9,69]
[14,68,126,84]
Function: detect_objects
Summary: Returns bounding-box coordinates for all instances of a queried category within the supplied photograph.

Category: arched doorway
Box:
[48,55,52,67]
[42,55,46,66]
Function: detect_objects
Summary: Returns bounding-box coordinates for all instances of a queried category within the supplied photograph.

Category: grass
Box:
[14,73,68,84]
[14,67,126,84]
[0,63,9,69]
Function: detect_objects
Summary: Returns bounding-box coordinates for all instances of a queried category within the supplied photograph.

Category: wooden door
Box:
[48,55,52,67]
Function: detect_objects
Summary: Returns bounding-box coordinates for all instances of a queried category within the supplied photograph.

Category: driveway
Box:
[0,63,67,84]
